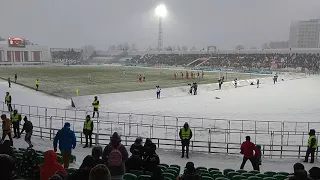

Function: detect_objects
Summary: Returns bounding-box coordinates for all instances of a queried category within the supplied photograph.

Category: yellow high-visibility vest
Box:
[308,135,318,148]
[5,95,11,102]
[181,128,191,139]
[92,100,99,109]
[11,113,20,122]
[84,120,93,131]
[35,80,39,85]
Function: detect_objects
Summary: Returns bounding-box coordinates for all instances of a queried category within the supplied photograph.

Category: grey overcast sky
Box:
[0,0,319,50]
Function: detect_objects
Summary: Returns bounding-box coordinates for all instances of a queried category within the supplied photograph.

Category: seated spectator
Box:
[102,132,128,180]
[179,162,201,180]
[0,140,14,157]
[289,170,312,180]
[40,150,66,180]
[143,142,160,172]
[89,164,111,180]
[150,166,165,180]
[130,137,144,158]
[144,138,156,159]
[20,148,40,179]
[92,146,104,165]
[49,174,63,180]
[309,167,320,180]
[68,155,96,180]
[0,154,21,180]
[125,148,144,172]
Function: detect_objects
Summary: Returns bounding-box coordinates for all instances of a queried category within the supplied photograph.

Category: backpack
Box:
[108,144,123,167]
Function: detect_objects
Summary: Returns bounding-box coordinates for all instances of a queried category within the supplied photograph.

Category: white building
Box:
[289,19,320,48]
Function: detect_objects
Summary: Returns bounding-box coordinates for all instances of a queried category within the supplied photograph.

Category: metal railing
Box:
[1,101,319,158]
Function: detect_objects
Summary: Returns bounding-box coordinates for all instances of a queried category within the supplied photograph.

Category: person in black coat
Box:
[68,155,96,180]
[91,146,104,166]
[125,149,144,172]
[180,162,201,180]
[150,166,165,180]
[130,137,144,158]
[143,138,156,159]
[143,145,160,172]
[20,116,33,148]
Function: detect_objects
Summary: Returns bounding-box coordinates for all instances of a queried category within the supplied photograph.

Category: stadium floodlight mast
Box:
[155,4,167,51]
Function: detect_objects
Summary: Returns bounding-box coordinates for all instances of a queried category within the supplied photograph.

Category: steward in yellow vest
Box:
[179,122,193,158]
[11,110,22,138]
[35,79,39,91]
[304,129,318,163]
[92,96,99,118]
[83,115,94,148]
[5,92,13,112]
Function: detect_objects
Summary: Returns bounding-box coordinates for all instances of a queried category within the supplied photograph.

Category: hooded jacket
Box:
[68,155,96,180]
[102,132,128,176]
[53,123,76,151]
[40,150,66,180]
[130,137,144,158]
[92,146,105,166]
[181,162,201,180]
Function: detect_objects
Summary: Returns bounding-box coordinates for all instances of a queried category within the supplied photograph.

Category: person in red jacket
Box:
[40,150,66,180]
[240,136,261,170]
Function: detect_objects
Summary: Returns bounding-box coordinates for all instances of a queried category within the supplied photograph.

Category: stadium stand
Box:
[51,48,83,64]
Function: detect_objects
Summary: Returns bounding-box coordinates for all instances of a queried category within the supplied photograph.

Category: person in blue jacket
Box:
[53,122,76,168]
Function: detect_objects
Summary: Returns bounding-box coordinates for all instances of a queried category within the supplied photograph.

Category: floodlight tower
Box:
[155,4,167,51]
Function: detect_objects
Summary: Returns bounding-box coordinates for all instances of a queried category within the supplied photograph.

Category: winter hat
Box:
[293,163,304,173]
[91,146,103,159]
[185,162,195,172]
[64,122,71,128]
[135,137,143,144]
[89,164,111,180]
[110,132,121,141]
[80,155,96,169]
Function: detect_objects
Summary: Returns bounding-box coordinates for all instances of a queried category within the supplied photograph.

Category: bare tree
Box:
[176,45,181,51]
[130,43,137,51]
[190,46,196,51]
[262,43,270,49]
[181,46,188,52]
[82,45,96,61]
[108,45,116,51]
[123,42,130,52]
[147,46,153,51]
[236,45,245,50]
[251,46,257,49]
[165,46,173,51]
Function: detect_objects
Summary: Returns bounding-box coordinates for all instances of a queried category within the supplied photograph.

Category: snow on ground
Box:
[13,136,320,173]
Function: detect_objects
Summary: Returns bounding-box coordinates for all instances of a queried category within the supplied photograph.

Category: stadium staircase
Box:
[186,58,201,66]
[195,57,211,67]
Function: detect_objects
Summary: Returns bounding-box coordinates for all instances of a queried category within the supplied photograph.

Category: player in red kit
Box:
[202,71,204,78]
[181,72,184,79]
[191,72,194,79]
[138,74,142,83]
[174,72,176,80]
[186,71,189,79]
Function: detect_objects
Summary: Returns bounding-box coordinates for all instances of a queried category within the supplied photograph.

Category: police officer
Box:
[304,129,318,163]
[35,79,39,91]
[83,115,93,148]
[92,96,99,118]
[179,122,192,158]
[5,92,13,112]
[11,110,22,138]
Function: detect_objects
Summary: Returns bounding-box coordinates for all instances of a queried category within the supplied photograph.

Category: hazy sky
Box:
[1,0,320,50]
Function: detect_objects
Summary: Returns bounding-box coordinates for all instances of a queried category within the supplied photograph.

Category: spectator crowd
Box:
[51,49,83,64]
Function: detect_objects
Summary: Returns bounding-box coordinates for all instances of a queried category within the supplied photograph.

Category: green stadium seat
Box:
[170,165,181,171]
[201,172,211,177]
[216,178,229,180]
[273,174,286,180]
[224,169,235,176]
[264,172,277,177]
[213,174,226,180]
[66,168,77,175]
[144,171,153,176]
[263,178,277,180]
[199,169,210,174]
[159,163,169,168]
[256,174,267,178]
[211,170,222,175]
[277,172,289,177]
[168,166,179,173]
[248,176,262,180]
[129,170,143,177]
[197,167,208,171]
[209,168,220,172]
[163,172,175,180]
[36,156,44,164]
[232,175,247,180]
[242,173,255,178]
[202,176,214,180]
[227,172,241,179]
[165,169,178,177]
[138,175,151,180]
[237,170,247,174]
[158,165,167,172]
[164,177,171,180]
[57,155,63,164]
[249,170,260,175]
[124,173,137,180]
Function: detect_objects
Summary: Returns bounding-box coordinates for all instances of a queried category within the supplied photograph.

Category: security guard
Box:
[83,115,93,148]
[179,122,193,158]
[5,92,13,112]
[11,109,22,138]
[304,129,318,163]
[35,79,39,91]
[92,96,99,118]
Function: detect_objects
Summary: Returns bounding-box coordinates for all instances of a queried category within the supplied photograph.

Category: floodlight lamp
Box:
[156,4,167,17]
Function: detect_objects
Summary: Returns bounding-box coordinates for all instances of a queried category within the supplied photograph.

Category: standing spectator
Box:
[179,122,192,158]
[11,110,21,138]
[53,122,76,168]
[240,136,261,170]
[39,150,67,180]
[5,92,13,112]
[143,138,156,159]
[83,115,94,148]
[304,129,317,163]
[130,137,144,158]
[257,79,260,88]
[253,145,262,171]
[14,74,17,83]
[1,114,13,146]
[8,77,11,88]
[89,164,111,180]
[156,86,161,99]
[234,78,238,88]
[92,146,104,165]
[179,162,201,180]
[102,132,128,180]
[68,155,96,180]
[143,143,160,172]
[20,116,33,148]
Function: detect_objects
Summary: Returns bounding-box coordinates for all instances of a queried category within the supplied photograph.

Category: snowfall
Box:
[1,72,320,173]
